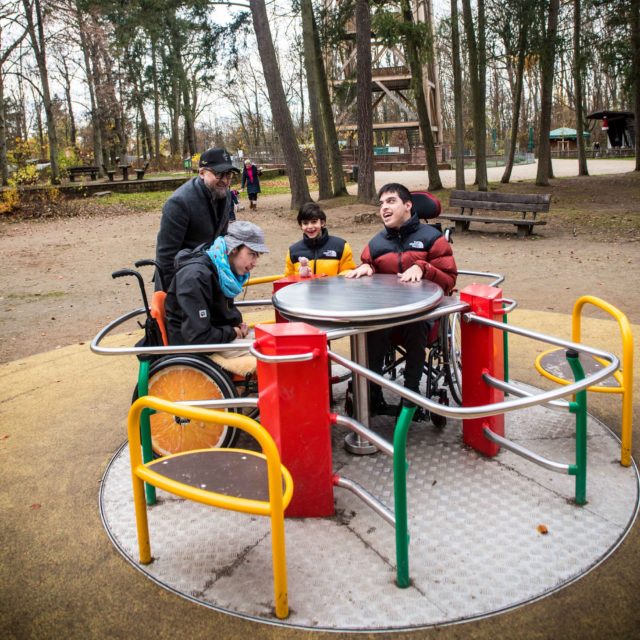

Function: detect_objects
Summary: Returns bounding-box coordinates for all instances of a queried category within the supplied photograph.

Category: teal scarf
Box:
[206,237,249,298]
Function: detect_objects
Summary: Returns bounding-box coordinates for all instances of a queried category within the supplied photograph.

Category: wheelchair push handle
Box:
[134,258,166,292]
[111,268,151,320]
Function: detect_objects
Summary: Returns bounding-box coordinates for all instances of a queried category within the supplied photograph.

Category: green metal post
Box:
[566,350,587,505]
[137,360,157,505]
[393,404,416,588]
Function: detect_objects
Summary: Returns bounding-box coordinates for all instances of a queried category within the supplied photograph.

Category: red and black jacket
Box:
[360,213,457,293]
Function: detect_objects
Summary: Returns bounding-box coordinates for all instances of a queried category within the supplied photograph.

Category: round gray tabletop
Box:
[272,274,444,325]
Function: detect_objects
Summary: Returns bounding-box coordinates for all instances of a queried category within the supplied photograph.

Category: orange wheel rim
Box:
[148,365,230,456]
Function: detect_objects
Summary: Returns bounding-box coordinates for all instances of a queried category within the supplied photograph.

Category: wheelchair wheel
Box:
[133,355,240,456]
[442,313,462,405]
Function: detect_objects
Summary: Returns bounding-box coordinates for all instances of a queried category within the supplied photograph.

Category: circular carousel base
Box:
[100,382,638,632]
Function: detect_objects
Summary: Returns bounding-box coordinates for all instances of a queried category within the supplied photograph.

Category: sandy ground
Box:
[0,158,638,365]
[1,159,639,640]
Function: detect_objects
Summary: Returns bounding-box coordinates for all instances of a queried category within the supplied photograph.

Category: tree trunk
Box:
[23,0,60,184]
[536,0,560,186]
[102,53,127,161]
[355,0,377,204]
[250,0,311,209]
[59,56,77,148]
[461,0,487,190]
[301,0,331,199]
[450,0,466,190]
[631,0,640,171]
[76,4,104,172]
[0,72,7,185]
[400,0,442,191]
[0,23,26,185]
[181,75,197,157]
[313,11,348,196]
[502,20,527,184]
[573,0,588,176]
[151,40,161,160]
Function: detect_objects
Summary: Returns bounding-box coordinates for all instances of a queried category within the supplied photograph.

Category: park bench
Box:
[68,166,99,181]
[102,165,117,182]
[441,190,551,237]
[135,161,150,180]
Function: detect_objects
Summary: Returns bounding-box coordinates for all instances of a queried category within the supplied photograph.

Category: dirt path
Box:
[1,170,638,364]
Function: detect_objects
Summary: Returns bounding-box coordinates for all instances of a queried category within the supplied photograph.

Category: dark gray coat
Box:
[165,246,242,346]
[155,177,232,289]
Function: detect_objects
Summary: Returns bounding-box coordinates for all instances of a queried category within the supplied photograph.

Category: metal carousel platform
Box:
[99,381,638,633]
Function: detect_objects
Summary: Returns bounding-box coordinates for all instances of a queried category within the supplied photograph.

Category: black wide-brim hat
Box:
[199,147,240,173]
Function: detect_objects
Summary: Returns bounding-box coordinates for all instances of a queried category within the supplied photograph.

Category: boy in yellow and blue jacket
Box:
[284,203,356,276]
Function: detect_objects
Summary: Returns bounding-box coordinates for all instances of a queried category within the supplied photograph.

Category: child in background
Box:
[284,202,356,277]
[229,189,240,221]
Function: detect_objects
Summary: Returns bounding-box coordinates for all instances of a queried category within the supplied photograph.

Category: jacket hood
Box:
[173,243,210,270]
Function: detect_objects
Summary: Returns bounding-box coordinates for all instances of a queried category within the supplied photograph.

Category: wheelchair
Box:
[376,191,463,427]
[113,259,280,457]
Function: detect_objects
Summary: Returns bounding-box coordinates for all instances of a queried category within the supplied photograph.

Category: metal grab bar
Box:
[457,269,505,287]
[174,397,259,410]
[483,427,571,473]
[327,321,619,420]
[249,343,318,363]
[332,414,394,457]
[496,297,517,314]
[333,475,395,526]
[482,373,570,410]
[91,307,254,357]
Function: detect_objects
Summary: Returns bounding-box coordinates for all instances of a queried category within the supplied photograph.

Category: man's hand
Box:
[398,264,423,282]
[234,322,249,339]
[345,264,374,279]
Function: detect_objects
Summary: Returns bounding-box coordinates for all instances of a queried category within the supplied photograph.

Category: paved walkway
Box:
[374,158,636,190]
[1,306,639,639]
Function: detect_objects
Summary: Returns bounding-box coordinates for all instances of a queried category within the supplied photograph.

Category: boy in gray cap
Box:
[155,147,240,290]
[165,221,269,346]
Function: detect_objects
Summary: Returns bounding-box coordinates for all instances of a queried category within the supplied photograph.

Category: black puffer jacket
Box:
[155,177,232,289]
[165,246,242,346]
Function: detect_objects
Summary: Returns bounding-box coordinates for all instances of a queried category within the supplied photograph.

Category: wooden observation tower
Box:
[324,0,443,161]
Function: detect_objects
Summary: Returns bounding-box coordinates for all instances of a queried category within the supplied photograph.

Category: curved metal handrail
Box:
[328,313,620,420]
[457,269,504,287]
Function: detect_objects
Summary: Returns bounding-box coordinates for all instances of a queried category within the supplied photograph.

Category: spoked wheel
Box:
[442,313,462,406]
[425,344,448,428]
[133,355,240,456]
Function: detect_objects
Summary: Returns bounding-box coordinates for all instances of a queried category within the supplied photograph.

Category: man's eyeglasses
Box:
[205,168,234,180]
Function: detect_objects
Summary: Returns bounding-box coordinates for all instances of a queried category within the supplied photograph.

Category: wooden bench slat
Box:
[450,199,550,213]
[442,215,547,226]
[451,190,551,205]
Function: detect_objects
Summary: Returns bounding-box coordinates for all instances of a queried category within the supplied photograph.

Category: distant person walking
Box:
[154,147,239,289]
[241,159,262,210]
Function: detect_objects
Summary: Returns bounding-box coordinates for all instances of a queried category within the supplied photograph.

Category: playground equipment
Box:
[94,269,633,626]
[93,195,632,624]
[127,396,293,619]
[535,295,634,466]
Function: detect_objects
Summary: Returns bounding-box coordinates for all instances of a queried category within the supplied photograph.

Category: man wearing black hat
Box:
[154,147,240,289]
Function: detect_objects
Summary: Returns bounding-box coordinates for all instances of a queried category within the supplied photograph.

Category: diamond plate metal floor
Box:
[100,381,638,632]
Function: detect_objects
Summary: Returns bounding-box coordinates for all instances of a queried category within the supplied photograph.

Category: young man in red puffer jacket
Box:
[346,182,457,415]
